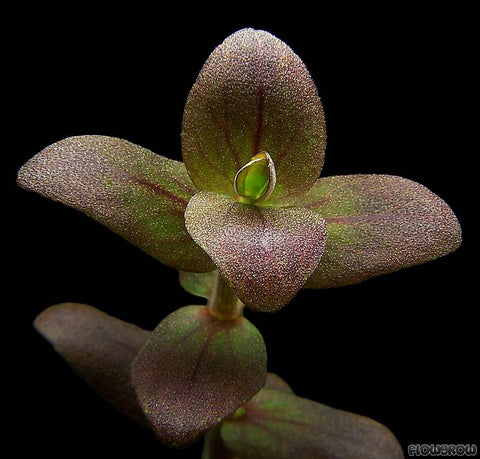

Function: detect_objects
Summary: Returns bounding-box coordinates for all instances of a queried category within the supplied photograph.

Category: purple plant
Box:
[18,28,461,458]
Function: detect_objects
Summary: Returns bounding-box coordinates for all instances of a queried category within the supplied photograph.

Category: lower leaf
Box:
[130,305,267,447]
[220,384,404,459]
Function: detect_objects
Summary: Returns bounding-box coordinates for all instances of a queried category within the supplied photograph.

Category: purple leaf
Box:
[130,305,267,446]
[221,385,404,458]
[185,192,327,312]
[17,135,214,272]
[182,28,326,204]
[34,303,150,427]
[298,175,462,288]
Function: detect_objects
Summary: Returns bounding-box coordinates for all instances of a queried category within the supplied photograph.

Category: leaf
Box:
[201,373,291,459]
[185,191,327,312]
[202,425,239,459]
[182,28,326,204]
[263,372,294,393]
[34,303,150,427]
[17,135,214,272]
[179,270,217,299]
[220,387,404,459]
[130,305,267,447]
[298,175,462,288]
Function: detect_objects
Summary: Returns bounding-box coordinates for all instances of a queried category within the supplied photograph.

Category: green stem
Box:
[207,272,244,320]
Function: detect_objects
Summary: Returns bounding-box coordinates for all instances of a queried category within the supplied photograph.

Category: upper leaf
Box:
[298,175,462,288]
[182,28,326,204]
[34,303,150,427]
[17,135,214,272]
[130,305,267,447]
[185,192,327,312]
[220,386,404,459]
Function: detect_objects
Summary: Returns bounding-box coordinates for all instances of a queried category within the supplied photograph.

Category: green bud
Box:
[234,151,276,203]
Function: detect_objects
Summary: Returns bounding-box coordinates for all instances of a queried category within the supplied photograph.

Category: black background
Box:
[6,5,476,457]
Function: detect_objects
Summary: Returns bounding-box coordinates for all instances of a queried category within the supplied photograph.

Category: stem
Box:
[207,272,244,320]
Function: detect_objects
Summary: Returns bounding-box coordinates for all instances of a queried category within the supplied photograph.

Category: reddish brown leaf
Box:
[221,386,404,458]
[17,135,214,272]
[131,305,267,446]
[185,191,327,312]
[34,303,150,426]
[182,28,326,204]
[298,175,462,288]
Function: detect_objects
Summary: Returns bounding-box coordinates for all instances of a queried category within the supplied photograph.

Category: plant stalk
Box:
[207,272,244,320]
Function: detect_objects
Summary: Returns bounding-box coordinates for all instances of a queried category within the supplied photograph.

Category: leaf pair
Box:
[35,303,404,457]
[35,303,266,446]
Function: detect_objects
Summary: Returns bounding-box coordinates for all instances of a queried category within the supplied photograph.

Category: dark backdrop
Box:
[6,5,475,457]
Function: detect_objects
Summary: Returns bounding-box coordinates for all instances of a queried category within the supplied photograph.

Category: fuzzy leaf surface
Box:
[299,175,462,288]
[18,135,214,272]
[131,306,267,446]
[185,192,327,312]
[34,303,150,426]
[221,388,404,459]
[182,28,326,204]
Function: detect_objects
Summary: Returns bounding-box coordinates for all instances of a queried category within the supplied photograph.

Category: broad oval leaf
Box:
[130,305,267,447]
[182,28,326,204]
[17,135,214,272]
[299,175,462,288]
[185,192,327,312]
[34,303,150,427]
[220,387,404,459]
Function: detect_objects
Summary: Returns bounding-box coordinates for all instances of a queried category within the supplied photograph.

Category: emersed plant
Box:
[18,28,461,458]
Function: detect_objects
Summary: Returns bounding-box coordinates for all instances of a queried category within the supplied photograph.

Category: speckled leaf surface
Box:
[34,303,150,427]
[298,175,462,288]
[185,192,327,312]
[131,306,267,447]
[17,135,214,272]
[179,270,217,299]
[182,28,326,204]
[220,387,404,459]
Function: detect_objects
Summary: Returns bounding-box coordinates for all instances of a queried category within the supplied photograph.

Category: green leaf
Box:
[179,270,217,299]
[130,305,267,447]
[185,192,327,312]
[34,303,150,427]
[298,175,462,288]
[182,28,326,204]
[220,387,404,459]
[17,135,214,272]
